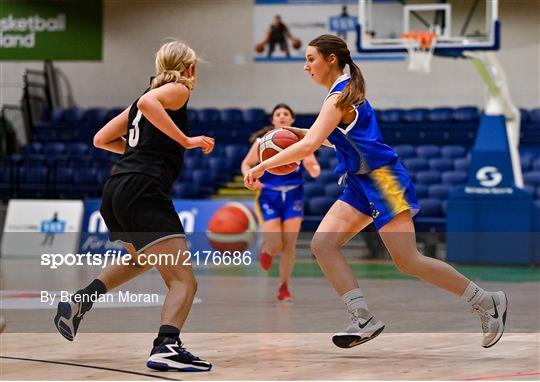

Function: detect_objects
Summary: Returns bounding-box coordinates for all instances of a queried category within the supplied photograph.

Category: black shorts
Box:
[100,173,185,253]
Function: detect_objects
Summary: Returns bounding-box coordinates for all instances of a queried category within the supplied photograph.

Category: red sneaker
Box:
[277,283,293,302]
[259,249,273,271]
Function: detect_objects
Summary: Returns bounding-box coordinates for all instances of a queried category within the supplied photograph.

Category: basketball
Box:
[255,43,265,53]
[257,129,300,175]
[292,38,302,50]
[206,202,258,252]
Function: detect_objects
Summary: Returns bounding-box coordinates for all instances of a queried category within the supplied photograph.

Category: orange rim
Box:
[400,31,437,49]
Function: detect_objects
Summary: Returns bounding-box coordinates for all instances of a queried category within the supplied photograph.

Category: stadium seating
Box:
[6,105,540,231]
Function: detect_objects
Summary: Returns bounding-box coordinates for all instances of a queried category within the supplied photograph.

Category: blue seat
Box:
[20,142,43,155]
[81,108,107,128]
[442,171,468,186]
[62,107,84,125]
[53,165,73,197]
[416,144,440,159]
[42,142,66,156]
[428,107,454,122]
[225,144,248,168]
[414,183,428,198]
[304,183,324,199]
[378,108,404,123]
[394,144,415,159]
[532,158,540,171]
[416,171,441,184]
[309,196,334,215]
[104,107,125,123]
[403,108,429,123]
[48,107,64,124]
[324,183,343,199]
[536,187,540,200]
[523,185,535,196]
[172,182,193,198]
[319,170,339,184]
[429,158,453,172]
[453,106,479,121]
[221,108,244,124]
[454,157,470,171]
[295,114,317,127]
[524,171,540,187]
[326,156,339,169]
[66,143,91,157]
[428,184,450,200]
[529,108,540,123]
[403,158,429,172]
[0,160,12,197]
[199,108,221,124]
[520,156,533,171]
[18,164,49,198]
[317,147,335,162]
[243,108,267,124]
[187,109,199,124]
[418,198,443,217]
[520,109,530,124]
[441,145,467,159]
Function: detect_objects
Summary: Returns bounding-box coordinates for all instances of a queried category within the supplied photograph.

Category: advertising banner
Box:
[80,199,260,256]
[0,0,102,60]
[1,199,84,256]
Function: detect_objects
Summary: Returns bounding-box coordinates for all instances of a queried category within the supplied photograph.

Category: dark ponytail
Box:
[308,34,366,111]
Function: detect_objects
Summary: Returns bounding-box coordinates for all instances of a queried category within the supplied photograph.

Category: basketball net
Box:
[400,31,438,74]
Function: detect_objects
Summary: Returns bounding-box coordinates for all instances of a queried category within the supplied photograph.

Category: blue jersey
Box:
[259,162,305,189]
[325,74,397,175]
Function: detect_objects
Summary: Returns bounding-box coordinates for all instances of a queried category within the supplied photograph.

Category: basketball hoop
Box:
[400,31,438,74]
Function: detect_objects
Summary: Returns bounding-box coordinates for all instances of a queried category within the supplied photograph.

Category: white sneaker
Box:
[332,308,385,348]
[472,291,508,348]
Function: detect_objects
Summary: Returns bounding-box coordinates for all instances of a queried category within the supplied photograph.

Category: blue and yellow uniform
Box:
[326,74,420,229]
[256,161,305,222]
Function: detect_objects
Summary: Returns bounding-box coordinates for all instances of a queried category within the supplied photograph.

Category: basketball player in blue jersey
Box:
[53,41,214,371]
[242,104,320,301]
[246,34,507,349]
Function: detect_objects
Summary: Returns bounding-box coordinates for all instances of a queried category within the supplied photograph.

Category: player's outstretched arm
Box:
[137,83,214,153]
[241,141,263,190]
[282,126,333,147]
[93,106,129,154]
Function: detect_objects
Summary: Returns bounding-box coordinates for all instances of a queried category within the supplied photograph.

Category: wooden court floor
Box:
[1,258,539,380]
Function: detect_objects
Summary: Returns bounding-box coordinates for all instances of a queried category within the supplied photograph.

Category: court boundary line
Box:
[463,371,540,380]
[0,355,182,381]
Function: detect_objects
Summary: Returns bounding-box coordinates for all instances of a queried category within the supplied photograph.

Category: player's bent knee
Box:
[391,253,423,276]
[311,234,335,258]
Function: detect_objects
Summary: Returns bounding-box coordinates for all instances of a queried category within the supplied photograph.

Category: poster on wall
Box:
[253,0,402,62]
[0,0,102,60]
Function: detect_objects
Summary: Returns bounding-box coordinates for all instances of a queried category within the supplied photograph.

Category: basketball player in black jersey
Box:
[54,41,214,372]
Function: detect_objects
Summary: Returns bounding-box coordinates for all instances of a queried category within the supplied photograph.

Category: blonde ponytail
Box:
[150,41,198,91]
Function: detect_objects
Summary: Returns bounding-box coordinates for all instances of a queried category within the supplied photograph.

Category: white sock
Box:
[461,281,486,306]
[342,288,369,312]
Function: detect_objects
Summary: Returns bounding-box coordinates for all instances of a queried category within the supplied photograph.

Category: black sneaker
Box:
[147,337,212,372]
[54,300,83,341]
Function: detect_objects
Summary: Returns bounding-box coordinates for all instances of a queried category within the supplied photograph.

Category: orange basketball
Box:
[257,129,300,175]
[292,38,302,50]
[206,203,258,252]
[255,43,265,53]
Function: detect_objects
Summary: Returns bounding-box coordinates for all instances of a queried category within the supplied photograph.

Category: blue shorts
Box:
[339,160,420,230]
[256,185,304,222]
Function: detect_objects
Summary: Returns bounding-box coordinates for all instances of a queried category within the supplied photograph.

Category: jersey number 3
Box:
[128,110,142,147]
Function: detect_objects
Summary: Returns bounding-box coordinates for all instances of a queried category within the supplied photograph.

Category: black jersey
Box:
[112,90,189,189]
